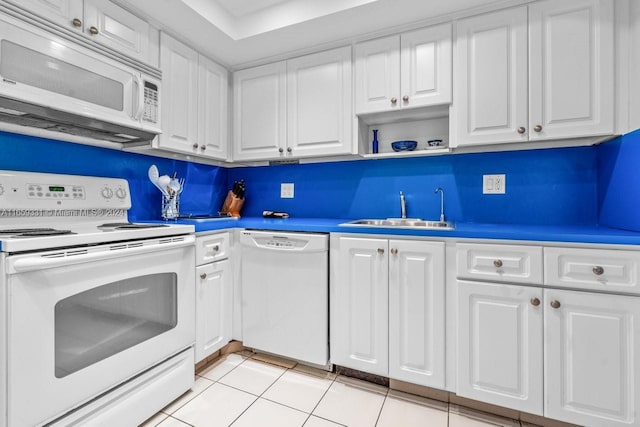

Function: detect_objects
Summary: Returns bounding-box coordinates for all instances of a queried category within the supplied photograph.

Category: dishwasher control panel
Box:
[240,231,328,252]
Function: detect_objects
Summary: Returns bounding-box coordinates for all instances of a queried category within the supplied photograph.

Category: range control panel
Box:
[0,170,131,210]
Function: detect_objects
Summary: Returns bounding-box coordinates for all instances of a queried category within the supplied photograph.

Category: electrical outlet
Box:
[280,183,294,198]
[483,174,506,194]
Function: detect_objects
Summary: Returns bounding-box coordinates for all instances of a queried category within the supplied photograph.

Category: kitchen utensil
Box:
[427,139,443,148]
[391,140,417,152]
[157,175,171,196]
[148,165,163,192]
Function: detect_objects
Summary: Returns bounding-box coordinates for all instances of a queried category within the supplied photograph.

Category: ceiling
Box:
[117,0,513,69]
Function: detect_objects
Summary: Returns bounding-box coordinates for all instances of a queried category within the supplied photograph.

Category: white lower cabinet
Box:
[195,233,232,363]
[456,280,544,415]
[544,289,640,427]
[456,244,640,427]
[331,236,445,388]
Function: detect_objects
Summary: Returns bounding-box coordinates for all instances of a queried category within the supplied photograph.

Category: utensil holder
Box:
[220,190,245,217]
[161,193,180,220]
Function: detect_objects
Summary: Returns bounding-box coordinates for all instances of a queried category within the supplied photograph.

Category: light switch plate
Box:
[483,174,506,194]
[281,183,294,198]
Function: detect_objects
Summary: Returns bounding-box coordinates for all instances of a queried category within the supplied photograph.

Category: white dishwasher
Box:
[241,230,329,366]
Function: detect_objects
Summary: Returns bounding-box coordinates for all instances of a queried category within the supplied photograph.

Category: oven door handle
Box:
[8,237,195,273]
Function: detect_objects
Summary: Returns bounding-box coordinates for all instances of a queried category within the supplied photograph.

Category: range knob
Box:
[101,187,114,199]
[115,188,127,199]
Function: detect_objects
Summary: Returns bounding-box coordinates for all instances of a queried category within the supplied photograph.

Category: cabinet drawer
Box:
[456,243,543,284]
[545,247,640,294]
[196,232,230,265]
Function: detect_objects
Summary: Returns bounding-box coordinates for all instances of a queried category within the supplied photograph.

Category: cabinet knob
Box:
[278,147,284,153]
[72,18,82,28]
[493,259,503,268]
[390,97,398,104]
[89,26,99,35]
[530,297,541,307]
[200,273,207,280]
[517,127,526,134]
[377,248,385,255]
[213,245,219,252]
[192,143,199,149]
[402,95,409,102]
[550,300,561,309]
[592,266,604,276]
[534,124,543,132]
[287,147,292,153]
[390,248,398,255]
[200,145,206,151]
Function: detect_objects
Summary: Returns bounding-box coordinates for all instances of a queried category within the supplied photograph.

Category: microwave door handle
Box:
[133,73,145,121]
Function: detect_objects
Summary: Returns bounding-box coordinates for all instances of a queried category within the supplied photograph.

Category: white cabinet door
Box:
[9,0,83,31]
[233,62,287,161]
[389,240,445,388]
[158,33,198,154]
[195,259,232,362]
[287,46,352,158]
[453,7,528,146]
[198,55,229,159]
[400,24,452,109]
[529,0,614,140]
[544,289,640,427]
[83,0,150,63]
[355,35,400,114]
[331,237,388,376]
[457,281,543,415]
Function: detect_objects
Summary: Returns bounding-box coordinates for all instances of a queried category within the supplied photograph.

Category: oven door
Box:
[6,237,195,427]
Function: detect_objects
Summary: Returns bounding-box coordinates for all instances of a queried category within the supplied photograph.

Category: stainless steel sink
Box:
[341,218,455,230]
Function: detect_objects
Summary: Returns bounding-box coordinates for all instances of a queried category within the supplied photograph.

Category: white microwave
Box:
[0,9,161,144]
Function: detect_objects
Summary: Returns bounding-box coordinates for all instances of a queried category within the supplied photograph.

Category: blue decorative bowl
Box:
[391,140,417,152]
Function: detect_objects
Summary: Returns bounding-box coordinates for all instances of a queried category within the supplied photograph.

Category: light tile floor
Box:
[141,352,540,427]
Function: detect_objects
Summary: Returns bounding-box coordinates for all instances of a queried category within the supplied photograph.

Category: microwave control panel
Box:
[143,81,159,124]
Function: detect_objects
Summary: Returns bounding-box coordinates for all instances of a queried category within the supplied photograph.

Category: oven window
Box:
[54,273,177,378]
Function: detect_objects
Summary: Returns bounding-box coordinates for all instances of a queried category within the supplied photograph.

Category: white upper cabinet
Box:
[233,62,287,161]
[355,24,452,115]
[453,0,614,147]
[11,0,155,65]
[233,46,352,162]
[528,0,614,141]
[453,7,528,146]
[287,46,352,158]
[158,33,229,160]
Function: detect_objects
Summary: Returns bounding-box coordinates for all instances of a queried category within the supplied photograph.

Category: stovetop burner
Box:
[0,228,76,237]
[98,223,168,230]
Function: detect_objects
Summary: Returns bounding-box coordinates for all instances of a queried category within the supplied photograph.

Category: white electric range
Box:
[0,170,196,427]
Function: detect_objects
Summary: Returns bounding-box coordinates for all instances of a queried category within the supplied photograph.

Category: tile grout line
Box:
[300,370,340,426]
[373,388,389,427]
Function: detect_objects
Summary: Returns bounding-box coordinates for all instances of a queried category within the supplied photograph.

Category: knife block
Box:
[220,190,244,217]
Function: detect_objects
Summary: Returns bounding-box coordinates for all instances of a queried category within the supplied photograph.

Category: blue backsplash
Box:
[1,129,635,229]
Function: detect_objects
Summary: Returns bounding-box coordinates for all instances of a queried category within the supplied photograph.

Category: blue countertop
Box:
[162,216,640,246]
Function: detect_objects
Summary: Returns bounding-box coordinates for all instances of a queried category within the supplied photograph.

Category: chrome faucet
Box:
[399,191,406,219]
[434,187,445,222]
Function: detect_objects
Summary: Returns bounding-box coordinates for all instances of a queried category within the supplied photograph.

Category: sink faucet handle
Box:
[399,191,407,219]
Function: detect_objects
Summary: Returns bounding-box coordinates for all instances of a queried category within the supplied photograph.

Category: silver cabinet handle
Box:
[593,266,604,276]
[200,273,207,279]
[377,248,384,255]
[72,18,82,27]
[287,147,292,153]
[517,127,526,134]
[390,248,398,255]
[213,245,219,252]
[200,145,206,151]
[89,26,99,35]
[192,143,199,149]
[550,300,561,309]
[493,259,503,268]
[278,147,284,153]
[390,97,398,104]
[402,95,409,102]
[530,297,540,306]
[534,124,543,132]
